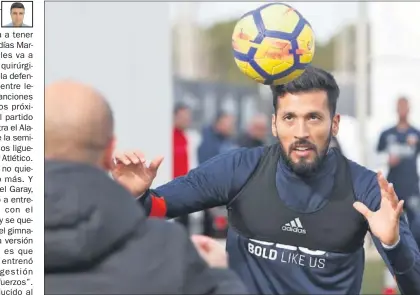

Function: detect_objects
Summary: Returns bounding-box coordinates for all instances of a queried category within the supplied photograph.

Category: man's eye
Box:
[309,114,319,120]
[284,115,293,121]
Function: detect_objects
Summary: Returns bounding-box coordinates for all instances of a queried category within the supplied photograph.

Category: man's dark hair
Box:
[270,66,340,116]
[10,2,25,11]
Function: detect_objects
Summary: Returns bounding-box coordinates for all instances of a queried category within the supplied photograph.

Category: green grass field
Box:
[362,260,399,294]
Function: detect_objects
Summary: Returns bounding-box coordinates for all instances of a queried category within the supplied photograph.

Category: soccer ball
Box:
[232,3,315,85]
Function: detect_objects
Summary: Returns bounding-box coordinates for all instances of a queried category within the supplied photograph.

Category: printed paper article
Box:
[0,1,43,294]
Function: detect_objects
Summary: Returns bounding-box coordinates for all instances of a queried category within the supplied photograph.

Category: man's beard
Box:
[278,133,331,177]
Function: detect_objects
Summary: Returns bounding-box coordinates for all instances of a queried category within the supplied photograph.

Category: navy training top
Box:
[141,146,420,294]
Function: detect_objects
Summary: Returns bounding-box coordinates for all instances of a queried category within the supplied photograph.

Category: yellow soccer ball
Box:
[232,3,315,85]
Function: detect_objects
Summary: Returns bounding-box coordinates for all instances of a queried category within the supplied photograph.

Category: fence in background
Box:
[173,77,262,130]
[174,71,359,128]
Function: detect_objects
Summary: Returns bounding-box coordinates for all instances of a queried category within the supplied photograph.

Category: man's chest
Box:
[385,131,419,157]
[227,231,365,294]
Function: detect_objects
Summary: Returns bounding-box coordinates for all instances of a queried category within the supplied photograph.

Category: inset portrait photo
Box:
[1,1,33,28]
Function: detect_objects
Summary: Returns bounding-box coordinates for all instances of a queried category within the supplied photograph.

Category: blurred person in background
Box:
[198,111,237,238]
[198,111,237,164]
[377,96,420,295]
[173,102,191,178]
[44,81,248,295]
[377,97,420,222]
[236,113,268,148]
[114,67,420,295]
[172,103,192,231]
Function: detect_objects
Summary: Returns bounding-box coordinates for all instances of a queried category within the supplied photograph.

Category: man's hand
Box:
[111,151,164,197]
[191,235,228,269]
[353,172,404,247]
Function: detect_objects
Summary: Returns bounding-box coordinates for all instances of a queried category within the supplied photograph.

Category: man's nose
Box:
[294,121,309,139]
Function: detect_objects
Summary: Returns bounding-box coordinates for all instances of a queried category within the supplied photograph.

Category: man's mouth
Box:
[294,146,311,151]
[292,146,314,157]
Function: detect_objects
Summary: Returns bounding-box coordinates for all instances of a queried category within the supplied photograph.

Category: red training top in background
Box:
[173,128,189,178]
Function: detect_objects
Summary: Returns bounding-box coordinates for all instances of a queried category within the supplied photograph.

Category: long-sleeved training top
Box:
[139,146,420,294]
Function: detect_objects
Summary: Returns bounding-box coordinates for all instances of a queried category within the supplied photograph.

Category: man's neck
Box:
[397,120,410,131]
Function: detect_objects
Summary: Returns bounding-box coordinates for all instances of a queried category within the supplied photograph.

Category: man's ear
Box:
[103,136,116,171]
[332,113,340,137]
[271,114,277,138]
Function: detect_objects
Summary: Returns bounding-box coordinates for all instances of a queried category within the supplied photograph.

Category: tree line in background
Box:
[173,19,358,87]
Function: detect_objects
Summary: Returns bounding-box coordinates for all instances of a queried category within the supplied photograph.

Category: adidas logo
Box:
[282,218,306,234]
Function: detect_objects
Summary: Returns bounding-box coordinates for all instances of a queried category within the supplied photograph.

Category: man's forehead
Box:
[277,91,329,111]
[398,98,408,105]
[12,8,24,12]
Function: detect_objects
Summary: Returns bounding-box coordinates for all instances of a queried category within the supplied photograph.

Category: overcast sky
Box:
[170,2,358,43]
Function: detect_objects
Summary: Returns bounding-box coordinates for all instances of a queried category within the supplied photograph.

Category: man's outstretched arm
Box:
[359,173,420,295]
[137,148,262,218]
[372,218,420,295]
